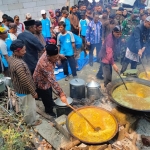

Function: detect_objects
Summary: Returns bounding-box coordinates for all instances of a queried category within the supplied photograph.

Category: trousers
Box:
[102,63,112,87]
[61,55,77,76]
[36,87,54,114]
[19,94,37,125]
[120,57,137,74]
[89,43,101,63]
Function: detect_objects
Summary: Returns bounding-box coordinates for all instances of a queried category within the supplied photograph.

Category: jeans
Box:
[36,87,54,114]
[120,57,138,74]
[102,63,112,87]
[61,55,77,77]
[89,43,101,63]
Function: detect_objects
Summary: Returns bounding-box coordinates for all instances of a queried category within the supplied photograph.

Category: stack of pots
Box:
[70,78,102,101]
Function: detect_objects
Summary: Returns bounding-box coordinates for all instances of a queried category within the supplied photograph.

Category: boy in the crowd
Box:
[79,12,89,57]
[57,21,77,81]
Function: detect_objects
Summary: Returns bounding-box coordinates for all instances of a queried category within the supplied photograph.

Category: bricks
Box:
[56,0,66,4]
[19,0,32,2]
[36,0,46,6]
[33,6,45,13]
[2,0,19,5]
[20,8,34,14]
[45,0,56,5]
[1,0,75,25]
[0,5,8,11]
[8,9,21,16]
[45,5,55,11]
[23,2,36,8]
[8,3,23,10]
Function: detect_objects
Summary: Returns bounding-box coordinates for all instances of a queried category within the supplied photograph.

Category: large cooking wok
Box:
[107,78,150,112]
[66,106,118,144]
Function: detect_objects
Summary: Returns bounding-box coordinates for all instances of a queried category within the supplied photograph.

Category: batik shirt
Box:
[86,20,102,44]
[33,52,65,97]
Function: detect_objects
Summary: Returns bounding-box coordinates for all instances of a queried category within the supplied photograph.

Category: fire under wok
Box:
[107,78,150,112]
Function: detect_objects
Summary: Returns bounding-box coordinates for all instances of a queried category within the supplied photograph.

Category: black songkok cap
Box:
[24,20,35,27]
[46,44,58,56]
[35,20,42,27]
[10,39,25,52]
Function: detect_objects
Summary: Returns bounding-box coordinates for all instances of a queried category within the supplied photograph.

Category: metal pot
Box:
[4,77,12,87]
[0,80,6,93]
[54,97,73,117]
[86,80,101,100]
[70,78,85,99]
[55,97,73,107]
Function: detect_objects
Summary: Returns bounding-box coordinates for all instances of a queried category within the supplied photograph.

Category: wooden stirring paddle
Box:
[67,104,100,132]
[140,58,150,80]
[116,71,128,90]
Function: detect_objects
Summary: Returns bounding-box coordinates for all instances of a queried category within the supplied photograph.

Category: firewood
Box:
[88,144,108,150]
[111,108,137,133]
[60,139,81,150]
[71,147,88,150]
[117,128,127,141]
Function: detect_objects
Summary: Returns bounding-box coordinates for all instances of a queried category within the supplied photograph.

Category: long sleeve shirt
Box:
[18,30,44,74]
[86,20,102,44]
[127,23,150,54]
[100,33,119,65]
[33,52,65,97]
[8,55,36,96]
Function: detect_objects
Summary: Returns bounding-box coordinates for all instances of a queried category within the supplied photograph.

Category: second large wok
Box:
[107,78,150,112]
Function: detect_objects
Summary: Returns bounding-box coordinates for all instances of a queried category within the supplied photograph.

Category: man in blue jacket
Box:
[121,16,150,74]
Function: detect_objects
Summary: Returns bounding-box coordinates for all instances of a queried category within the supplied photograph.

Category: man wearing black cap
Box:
[17,20,44,74]
[33,44,67,117]
[8,39,41,126]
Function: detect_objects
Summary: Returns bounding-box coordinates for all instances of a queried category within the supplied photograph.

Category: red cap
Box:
[49,39,56,44]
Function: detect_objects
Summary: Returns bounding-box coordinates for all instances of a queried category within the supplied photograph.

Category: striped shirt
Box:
[8,55,36,96]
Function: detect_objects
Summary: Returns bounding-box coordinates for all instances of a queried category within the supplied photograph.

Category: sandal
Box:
[65,75,70,81]
[32,119,42,126]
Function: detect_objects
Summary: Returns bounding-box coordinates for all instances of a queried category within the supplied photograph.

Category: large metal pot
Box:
[0,80,6,93]
[86,80,101,100]
[70,78,85,99]
[107,78,150,112]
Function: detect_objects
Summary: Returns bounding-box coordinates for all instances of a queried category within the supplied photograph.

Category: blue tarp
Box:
[55,51,97,81]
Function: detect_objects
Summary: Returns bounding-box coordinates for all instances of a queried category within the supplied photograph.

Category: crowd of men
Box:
[0,2,150,125]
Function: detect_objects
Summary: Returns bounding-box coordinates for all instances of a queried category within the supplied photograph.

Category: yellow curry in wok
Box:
[112,83,150,110]
[68,107,117,143]
[139,72,150,80]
